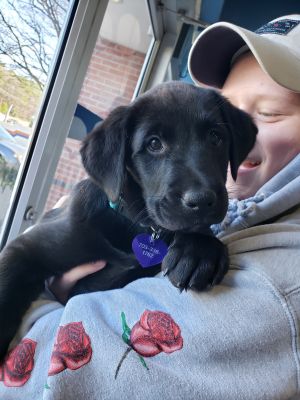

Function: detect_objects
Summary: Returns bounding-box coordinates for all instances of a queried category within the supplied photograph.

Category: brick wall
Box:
[45,37,145,210]
[79,38,145,118]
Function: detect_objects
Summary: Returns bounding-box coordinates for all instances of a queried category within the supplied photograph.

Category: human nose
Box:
[233,101,260,125]
[233,100,253,116]
[222,93,253,116]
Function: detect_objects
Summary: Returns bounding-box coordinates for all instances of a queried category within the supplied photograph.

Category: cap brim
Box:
[188,21,300,92]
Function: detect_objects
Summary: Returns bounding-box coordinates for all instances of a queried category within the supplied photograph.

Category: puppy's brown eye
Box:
[147,137,164,152]
[209,130,222,146]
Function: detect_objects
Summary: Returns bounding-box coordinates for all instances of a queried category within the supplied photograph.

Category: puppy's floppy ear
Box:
[80,106,130,202]
[220,98,258,180]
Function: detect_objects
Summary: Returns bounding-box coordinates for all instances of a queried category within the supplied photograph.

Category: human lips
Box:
[238,157,261,174]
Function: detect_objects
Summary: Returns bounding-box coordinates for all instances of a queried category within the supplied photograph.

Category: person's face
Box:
[222,53,300,199]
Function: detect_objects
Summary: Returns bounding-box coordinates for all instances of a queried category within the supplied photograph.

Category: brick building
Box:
[46,37,145,209]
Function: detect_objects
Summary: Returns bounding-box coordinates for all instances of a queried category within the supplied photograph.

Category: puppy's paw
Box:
[162,233,229,291]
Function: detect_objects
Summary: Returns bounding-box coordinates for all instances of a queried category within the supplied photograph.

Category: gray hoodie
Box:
[1,155,300,400]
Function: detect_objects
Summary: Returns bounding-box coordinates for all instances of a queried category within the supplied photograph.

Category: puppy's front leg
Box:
[162,232,229,291]
[0,246,46,361]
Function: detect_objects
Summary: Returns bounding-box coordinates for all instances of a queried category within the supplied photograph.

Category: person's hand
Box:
[49,260,107,304]
[49,196,107,303]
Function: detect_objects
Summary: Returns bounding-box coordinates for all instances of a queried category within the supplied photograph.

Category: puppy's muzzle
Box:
[181,189,217,211]
[149,186,227,232]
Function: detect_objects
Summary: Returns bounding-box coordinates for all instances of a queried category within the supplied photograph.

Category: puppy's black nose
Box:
[181,189,217,211]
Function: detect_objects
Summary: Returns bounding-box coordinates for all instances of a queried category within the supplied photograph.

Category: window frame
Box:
[0,0,164,248]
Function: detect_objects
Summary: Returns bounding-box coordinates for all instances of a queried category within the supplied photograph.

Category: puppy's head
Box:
[81,81,257,232]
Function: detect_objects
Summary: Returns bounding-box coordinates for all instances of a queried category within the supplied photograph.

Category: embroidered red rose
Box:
[0,338,37,387]
[130,310,183,357]
[115,310,183,379]
[48,321,92,376]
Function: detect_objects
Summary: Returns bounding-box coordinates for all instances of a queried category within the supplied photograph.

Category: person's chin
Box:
[227,166,261,200]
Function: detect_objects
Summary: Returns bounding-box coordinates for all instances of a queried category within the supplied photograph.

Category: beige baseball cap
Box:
[188,14,300,92]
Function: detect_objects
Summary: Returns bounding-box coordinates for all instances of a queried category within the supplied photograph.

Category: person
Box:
[1,14,300,400]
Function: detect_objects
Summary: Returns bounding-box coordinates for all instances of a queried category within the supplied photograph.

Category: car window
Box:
[0,126,16,142]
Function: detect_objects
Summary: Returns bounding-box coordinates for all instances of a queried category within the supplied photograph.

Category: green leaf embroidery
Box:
[45,383,51,389]
[138,355,149,371]
[121,311,131,345]
[122,332,130,345]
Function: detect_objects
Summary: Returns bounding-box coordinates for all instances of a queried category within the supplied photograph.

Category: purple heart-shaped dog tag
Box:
[132,234,168,268]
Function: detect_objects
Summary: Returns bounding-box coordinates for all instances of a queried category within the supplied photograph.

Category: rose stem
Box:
[115,347,132,379]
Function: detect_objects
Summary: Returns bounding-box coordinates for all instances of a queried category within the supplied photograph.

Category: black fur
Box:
[0,82,257,360]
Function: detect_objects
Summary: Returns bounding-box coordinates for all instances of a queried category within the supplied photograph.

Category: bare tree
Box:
[0,0,69,89]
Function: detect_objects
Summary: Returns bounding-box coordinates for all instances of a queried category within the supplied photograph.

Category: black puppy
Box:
[0,82,257,360]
